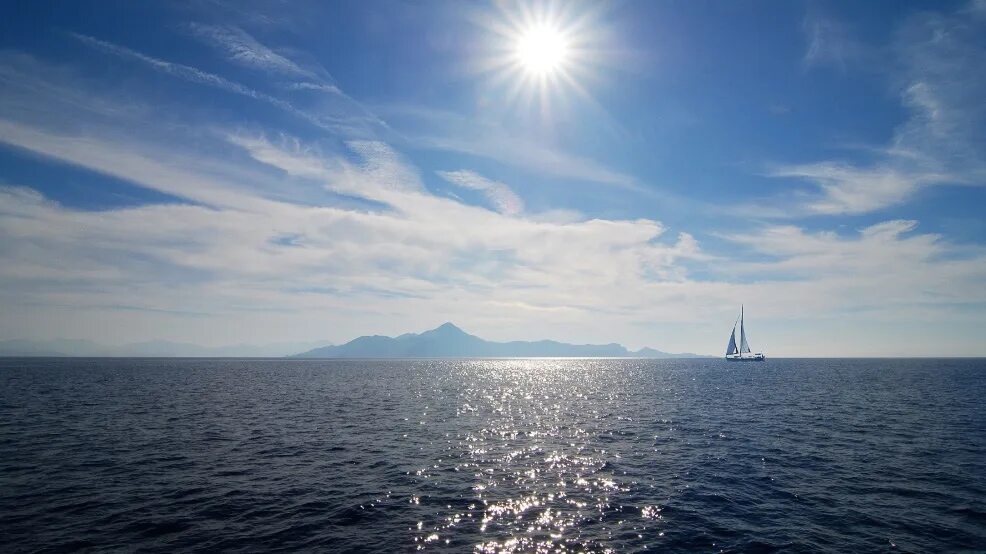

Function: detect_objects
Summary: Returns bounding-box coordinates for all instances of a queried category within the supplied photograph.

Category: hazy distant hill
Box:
[0,339,331,358]
[293,322,710,358]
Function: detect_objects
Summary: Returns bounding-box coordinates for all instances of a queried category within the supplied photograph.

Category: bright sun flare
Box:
[514,25,569,75]
[482,5,599,109]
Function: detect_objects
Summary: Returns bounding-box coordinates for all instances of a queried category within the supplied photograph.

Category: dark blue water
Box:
[1,358,984,553]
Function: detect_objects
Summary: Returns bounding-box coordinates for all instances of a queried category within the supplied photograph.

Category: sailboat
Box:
[725,305,765,361]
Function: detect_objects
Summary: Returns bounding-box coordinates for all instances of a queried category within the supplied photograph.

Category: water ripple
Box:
[1,357,984,552]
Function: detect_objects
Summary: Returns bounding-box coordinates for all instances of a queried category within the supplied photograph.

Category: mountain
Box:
[2,324,711,358]
[293,322,711,358]
[0,339,331,357]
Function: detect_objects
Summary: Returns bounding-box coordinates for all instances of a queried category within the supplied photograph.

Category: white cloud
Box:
[424,131,640,190]
[0,118,272,211]
[802,12,861,70]
[3,116,984,355]
[720,219,986,317]
[286,82,342,94]
[71,33,278,103]
[379,105,642,190]
[775,2,986,215]
[768,162,945,215]
[69,33,378,135]
[184,23,362,101]
[437,169,524,215]
[187,23,318,79]
[0,113,711,347]
[183,24,388,132]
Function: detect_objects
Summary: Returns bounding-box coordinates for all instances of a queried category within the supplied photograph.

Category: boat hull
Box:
[725,354,765,362]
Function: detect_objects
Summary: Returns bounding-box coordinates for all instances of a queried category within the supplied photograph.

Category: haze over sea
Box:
[2,357,983,553]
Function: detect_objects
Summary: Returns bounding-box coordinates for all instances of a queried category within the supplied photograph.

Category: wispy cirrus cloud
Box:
[766,162,948,215]
[802,11,862,71]
[184,22,376,124]
[186,22,319,79]
[426,130,641,190]
[380,105,642,191]
[768,1,986,216]
[70,32,279,104]
[720,219,986,321]
[437,169,524,215]
[285,81,342,94]
[68,32,380,135]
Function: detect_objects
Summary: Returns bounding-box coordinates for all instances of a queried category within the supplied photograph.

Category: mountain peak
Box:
[422,322,468,337]
[292,322,712,358]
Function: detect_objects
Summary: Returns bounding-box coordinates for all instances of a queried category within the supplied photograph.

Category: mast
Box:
[739,305,752,354]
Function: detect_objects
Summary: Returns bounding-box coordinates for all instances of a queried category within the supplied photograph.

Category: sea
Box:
[1,358,983,553]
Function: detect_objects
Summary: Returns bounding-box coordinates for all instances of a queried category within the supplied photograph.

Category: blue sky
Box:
[1,0,985,356]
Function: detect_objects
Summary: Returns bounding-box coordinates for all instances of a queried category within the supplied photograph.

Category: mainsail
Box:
[739,305,751,354]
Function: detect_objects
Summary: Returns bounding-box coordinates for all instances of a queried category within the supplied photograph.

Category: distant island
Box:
[0,323,710,358]
[293,322,710,359]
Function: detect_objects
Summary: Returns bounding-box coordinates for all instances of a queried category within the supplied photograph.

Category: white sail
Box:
[739,305,751,353]
[726,326,738,356]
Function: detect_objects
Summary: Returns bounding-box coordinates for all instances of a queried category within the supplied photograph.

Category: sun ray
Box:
[470,1,609,118]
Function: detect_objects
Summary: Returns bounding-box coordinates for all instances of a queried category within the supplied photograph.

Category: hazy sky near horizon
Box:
[1,0,985,356]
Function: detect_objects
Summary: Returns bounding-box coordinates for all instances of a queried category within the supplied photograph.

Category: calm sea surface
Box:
[1,358,983,553]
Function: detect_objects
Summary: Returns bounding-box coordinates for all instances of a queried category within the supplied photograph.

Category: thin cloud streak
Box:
[764,1,986,216]
[802,11,862,71]
[286,82,343,94]
[68,32,378,135]
[437,170,524,215]
[422,132,641,190]
[186,23,319,79]
[378,104,641,190]
[182,24,388,131]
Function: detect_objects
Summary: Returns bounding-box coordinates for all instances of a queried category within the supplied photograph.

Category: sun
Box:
[476,2,606,114]
[514,25,570,76]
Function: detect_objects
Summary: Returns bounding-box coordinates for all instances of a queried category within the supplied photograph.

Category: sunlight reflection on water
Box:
[410,359,658,552]
[1,358,983,553]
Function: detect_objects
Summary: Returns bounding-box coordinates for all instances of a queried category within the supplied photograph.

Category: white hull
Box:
[725,353,765,362]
